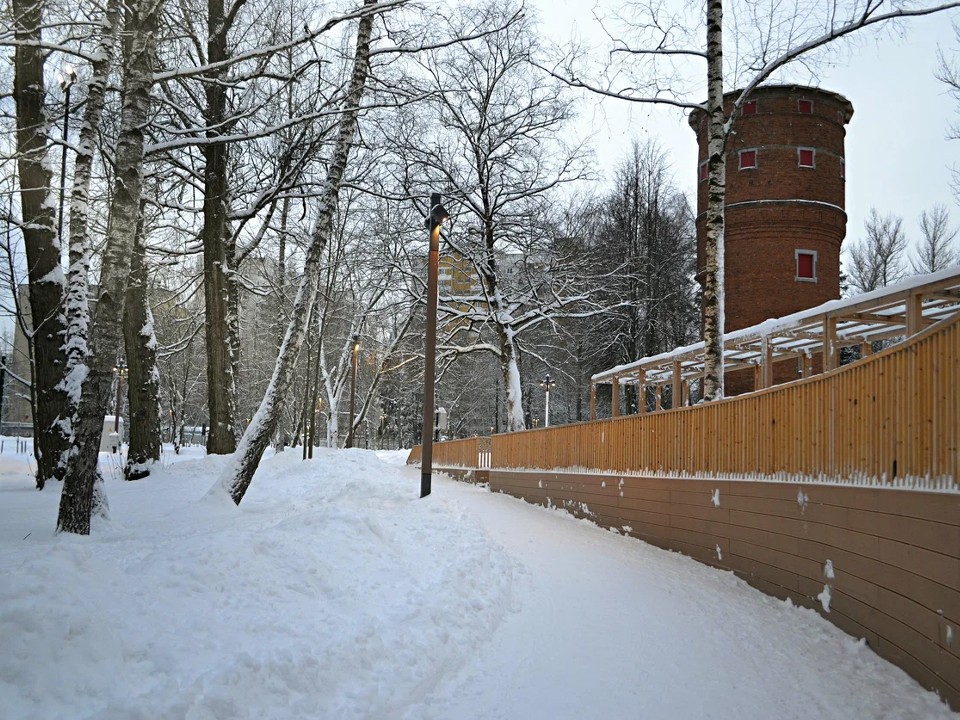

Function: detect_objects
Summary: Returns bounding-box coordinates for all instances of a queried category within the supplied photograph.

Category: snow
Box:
[0,445,956,719]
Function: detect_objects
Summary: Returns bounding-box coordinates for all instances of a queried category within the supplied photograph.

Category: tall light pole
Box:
[540,373,555,427]
[420,193,449,498]
[113,359,127,434]
[345,334,360,448]
[56,65,77,247]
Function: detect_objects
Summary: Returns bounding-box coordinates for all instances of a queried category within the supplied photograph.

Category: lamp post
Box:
[345,334,360,448]
[540,373,555,427]
[56,65,77,246]
[113,359,127,434]
[420,193,449,498]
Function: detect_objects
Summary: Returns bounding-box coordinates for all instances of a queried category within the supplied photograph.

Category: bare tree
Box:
[847,208,908,293]
[912,203,958,274]
[389,1,591,431]
[123,206,162,479]
[11,0,72,488]
[542,0,960,400]
[217,0,384,504]
[57,0,161,534]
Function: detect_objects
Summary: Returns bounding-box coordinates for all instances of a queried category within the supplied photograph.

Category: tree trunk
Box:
[702,0,726,401]
[57,0,159,534]
[202,0,237,454]
[62,0,121,452]
[218,0,378,504]
[12,0,72,489]
[123,205,161,479]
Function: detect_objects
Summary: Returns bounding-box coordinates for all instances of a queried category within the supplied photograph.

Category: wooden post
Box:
[612,375,620,418]
[761,335,773,389]
[655,385,662,412]
[906,292,923,337]
[638,369,646,414]
[590,383,597,421]
[823,316,838,371]
[672,360,681,409]
[860,341,873,360]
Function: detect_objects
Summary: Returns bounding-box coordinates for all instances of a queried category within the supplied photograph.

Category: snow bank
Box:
[0,448,514,719]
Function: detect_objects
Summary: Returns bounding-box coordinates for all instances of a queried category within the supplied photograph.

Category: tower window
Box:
[798,99,813,114]
[798,147,815,168]
[739,149,757,170]
[840,158,845,180]
[742,100,758,116]
[699,161,708,182]
[796,250,817,281]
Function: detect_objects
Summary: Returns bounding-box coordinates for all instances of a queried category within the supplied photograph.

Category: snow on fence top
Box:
[591,267,960,388]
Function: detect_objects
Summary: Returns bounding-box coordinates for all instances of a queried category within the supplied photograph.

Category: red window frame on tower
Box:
[798,147,815,168]
[798,98,814,114]
[739,149,757,170]
[742,100,758,116]
[796,250,817,282]
[699,161,708,182]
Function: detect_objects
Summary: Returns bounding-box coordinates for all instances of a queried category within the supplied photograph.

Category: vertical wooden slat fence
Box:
[487,315,959,483]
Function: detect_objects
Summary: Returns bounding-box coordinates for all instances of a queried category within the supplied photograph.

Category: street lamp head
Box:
[58,64,77,91]
[540,373,555,390]
[428,193,449,232]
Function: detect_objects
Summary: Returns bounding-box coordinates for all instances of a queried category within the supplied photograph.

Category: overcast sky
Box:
[528,0,960,266]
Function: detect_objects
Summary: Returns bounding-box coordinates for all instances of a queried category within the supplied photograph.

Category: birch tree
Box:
[543,0,960,400]
[57,0,161,534]
[61,0,122,464]
[217,0,384,504]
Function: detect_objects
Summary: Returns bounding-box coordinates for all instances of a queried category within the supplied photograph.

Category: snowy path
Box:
[0,447,954,719]
[409,467,954,720]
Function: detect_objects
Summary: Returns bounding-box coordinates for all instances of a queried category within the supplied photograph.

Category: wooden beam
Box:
[612,375,619,418]
[638,369,646,414]
[672,360,681,409]
[906,292,924,337]
[823,317,839,371]
[590,383,596,421]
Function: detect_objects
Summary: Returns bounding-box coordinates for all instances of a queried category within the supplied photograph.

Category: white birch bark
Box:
[701,0,726,402]
[57,0,160,534]
[218,0,380,504]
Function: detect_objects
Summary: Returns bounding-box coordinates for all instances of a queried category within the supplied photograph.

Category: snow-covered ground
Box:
[0,443,955,719]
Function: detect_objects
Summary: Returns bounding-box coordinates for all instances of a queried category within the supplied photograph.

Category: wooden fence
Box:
[406,436,491,470]
[490,314,959,483]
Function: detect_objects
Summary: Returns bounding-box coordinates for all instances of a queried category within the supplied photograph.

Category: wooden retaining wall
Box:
[491,469,960,709]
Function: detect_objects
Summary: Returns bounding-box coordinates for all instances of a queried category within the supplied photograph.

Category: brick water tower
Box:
[689,85,853,334]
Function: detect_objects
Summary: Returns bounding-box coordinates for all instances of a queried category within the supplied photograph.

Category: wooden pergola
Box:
[590,267,960,419]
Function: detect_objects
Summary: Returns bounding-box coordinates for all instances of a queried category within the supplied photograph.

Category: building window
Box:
[840,158,845,180]
[739,149,757,170]
[798,98,813,114]
[742,100,758,116]
[699,161,708,182]
[796,250,817,281]
[798,147,815,168]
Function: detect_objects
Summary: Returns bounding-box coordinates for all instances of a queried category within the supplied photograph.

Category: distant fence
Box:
[406,436,491,470]
[406,315,960,708]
